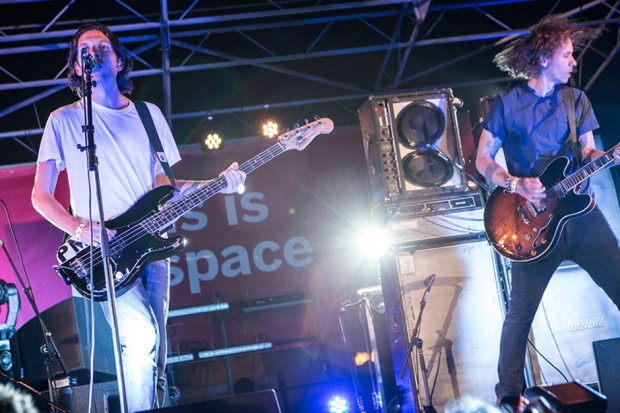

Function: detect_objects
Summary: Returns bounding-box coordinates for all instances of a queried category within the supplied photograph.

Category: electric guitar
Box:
[55,118,334,300]
[484,143,619,263]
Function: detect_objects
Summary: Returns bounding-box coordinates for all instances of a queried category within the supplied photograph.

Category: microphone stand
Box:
[79,60,128,413]
[0,237,69,413]
[399,274,437,413]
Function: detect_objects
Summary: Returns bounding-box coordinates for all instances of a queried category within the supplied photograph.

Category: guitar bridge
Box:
[71,259,89,279]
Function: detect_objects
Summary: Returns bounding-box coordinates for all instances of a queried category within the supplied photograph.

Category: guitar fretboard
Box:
[141,142,287,233]
[550,143,619,200]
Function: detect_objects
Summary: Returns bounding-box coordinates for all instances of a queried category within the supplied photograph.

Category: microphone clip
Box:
[81,48,97,72]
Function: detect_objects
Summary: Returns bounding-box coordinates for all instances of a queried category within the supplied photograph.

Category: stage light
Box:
[328,396,349,413]
[262,121,278,138]
[359,226,390,258]
[354,351,371,366]
[204,133,222,150]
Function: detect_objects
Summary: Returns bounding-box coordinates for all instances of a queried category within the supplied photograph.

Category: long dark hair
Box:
[67,22,135,97]
[493,15,600,79]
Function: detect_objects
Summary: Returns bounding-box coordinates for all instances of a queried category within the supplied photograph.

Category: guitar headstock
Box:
[278,118,334,151]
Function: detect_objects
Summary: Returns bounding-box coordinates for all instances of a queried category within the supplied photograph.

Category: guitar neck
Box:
[560,142,620,192]
[139,116,333,233]
[148,141,287,230]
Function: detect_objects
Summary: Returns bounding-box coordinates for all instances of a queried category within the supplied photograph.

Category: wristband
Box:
[74,224,85,242]
[505,176,512,192]
[510,177,520,193]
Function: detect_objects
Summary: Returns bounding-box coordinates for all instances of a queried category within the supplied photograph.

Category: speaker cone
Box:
[402,149,453,187]
[396,101,445,149]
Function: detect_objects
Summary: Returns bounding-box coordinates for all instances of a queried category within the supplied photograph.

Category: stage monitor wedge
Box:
[10,297,116,390]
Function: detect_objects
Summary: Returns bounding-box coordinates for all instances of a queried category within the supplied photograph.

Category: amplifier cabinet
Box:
[359,89,475,209]
[381,239,504,412]
[528,262,620,387]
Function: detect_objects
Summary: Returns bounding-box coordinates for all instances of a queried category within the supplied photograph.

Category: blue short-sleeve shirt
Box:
[484,83,599,178]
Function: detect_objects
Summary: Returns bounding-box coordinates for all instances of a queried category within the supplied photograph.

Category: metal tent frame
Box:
[0,0,618,165]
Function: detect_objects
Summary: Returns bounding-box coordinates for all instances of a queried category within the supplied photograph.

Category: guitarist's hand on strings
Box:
[515,177,546,203]
[75,222,117,248]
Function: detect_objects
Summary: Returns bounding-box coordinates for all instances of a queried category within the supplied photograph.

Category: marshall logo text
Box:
[559,316,605,333]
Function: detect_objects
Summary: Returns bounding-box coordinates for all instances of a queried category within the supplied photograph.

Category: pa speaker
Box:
[359,89,472,208]
[10,297,116,390]
[380,238,505,413]
[136,389,282,413]
[525,382,607,413]
[593,337,620,413]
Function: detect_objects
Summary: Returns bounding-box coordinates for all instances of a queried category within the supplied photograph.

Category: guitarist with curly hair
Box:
[475,15,620,409]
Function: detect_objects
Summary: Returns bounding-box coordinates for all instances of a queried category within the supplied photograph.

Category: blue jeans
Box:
[101,259,170,413]
[495,206,620,399]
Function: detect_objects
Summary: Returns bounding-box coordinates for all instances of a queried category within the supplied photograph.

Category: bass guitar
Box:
[55,118,334,300]
[484,143,619,262]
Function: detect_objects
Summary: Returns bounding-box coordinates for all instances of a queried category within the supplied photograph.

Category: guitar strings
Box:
[70,142,289,292]
[522,152,612,217]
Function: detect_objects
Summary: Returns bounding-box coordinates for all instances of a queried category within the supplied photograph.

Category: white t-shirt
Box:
[38,100,181,222]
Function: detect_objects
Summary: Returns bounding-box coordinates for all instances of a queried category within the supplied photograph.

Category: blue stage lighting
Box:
[328,396,349,413]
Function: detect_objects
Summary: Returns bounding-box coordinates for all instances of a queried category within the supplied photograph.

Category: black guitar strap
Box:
[561,85,580,171]
[135,101,178,189]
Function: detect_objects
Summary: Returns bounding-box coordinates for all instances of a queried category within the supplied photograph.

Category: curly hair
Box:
[67,22,134,97]
[493,15,600,79]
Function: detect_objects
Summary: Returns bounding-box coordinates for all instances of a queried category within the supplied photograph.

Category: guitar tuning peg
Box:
[314,115,320,120]
[304,119,309,125]
[293,123,299,129]
[282,128,289,133]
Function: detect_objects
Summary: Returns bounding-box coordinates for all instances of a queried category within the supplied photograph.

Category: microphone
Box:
[81,48,97,71]
[424,274,436,290]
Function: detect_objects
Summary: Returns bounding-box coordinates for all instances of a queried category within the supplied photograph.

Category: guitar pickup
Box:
[521,200,547,219]
[517,205,531,224]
